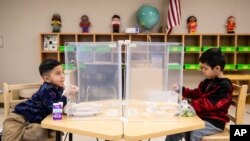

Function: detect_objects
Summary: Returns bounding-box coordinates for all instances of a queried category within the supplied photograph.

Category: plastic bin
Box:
[185,46,200,52]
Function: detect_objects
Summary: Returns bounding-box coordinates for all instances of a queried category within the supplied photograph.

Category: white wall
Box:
[0,0,5,85]
[0,0,250,85]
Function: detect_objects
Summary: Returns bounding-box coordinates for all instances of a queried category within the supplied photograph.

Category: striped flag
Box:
[166,0,181,34]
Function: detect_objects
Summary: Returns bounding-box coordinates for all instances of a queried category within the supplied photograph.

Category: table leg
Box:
[69,133,73,141]
[185,132,190,141]
[56,131,62,141]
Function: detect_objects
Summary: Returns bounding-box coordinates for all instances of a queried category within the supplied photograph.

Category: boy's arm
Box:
[63,84,79,98]
[59,95,67,107]
[190,85,232,112]
[41,90,57,113]
[182,82,204,99]
[41,89,66,113]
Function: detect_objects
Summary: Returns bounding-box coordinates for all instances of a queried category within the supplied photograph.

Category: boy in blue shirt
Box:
[2,59,78,141]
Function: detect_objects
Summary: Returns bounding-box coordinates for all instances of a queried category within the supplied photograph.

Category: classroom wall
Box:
[0,0,249,88]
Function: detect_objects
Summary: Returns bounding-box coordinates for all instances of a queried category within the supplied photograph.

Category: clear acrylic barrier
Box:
[124,42,184,121]
[64,42,122,120]
[64,41,184,121]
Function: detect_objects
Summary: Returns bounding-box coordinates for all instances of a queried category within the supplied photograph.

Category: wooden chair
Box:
[3,82,42,118]
[202,83,248,141]
[2,82,57,140]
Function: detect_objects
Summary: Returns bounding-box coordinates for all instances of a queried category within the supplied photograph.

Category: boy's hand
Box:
[63,84,79,98]
[172,84,180,91]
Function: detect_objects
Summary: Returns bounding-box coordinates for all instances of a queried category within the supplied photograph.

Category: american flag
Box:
[166,0,181,34]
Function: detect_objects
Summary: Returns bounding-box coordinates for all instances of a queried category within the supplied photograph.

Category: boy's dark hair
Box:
[199,48,226,71]
[39,59,62,76]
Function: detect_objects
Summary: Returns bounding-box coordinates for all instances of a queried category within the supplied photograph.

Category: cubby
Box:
[130,34,148,42]
[148,33,166,42]
[59,34,76,46]
[166,34,183,43]
[77,34,94,42]
[219,34,236,46]
[201,35,218,48]
[184,34,201,47]
[183,35,201,70]
[40,33,250,72]
[237,35,250,46]
[95,34,112,42]
[112,33,130,41]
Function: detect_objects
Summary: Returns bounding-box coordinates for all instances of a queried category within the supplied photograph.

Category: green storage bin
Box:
[62,64,75,70]
[185,46,200,52]
[59,45,75,52]
[237,64,250,70]
[169,46,183,52]
[59,46,64,52]
[237,46,250,52]
[202,46,217,52]
[224,64,235,70]
[168,64,182,70]
[96,46,111,52]
[184,64,200,70]
[220,46,236,52]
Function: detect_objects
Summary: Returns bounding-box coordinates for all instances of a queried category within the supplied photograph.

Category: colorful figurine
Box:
[112,15,120,33]
[187,16,197,34]
[226,16,236,33]
[51,14,62,33]
[79,15,91,33]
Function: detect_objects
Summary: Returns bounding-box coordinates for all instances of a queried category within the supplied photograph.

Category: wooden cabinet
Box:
[40,33,250,71]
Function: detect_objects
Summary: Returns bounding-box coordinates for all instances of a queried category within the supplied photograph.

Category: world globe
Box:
[137,5,160,30]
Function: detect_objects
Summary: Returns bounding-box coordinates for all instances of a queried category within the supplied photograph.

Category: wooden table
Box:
[123,116,205,141]
[41,115,123,141]
[41,100,205,141]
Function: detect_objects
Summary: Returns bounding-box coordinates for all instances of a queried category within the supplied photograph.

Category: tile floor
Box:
[0,104,249,141]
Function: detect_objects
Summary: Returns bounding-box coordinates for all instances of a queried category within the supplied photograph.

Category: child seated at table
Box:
[166,48,233,141]
[1,59,78,141]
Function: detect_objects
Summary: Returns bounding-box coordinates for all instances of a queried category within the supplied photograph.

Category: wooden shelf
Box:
[40,33,250,71]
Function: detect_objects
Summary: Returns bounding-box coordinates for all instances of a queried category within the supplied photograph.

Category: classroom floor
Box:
[0,104,250,141]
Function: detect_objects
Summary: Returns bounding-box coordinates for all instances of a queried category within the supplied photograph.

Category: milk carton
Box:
[52,102,63,120]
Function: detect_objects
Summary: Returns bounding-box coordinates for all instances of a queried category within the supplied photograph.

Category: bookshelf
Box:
[40,33,250,71]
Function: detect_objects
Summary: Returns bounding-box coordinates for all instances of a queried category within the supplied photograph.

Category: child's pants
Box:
[1,113,49,141]
[165,121,223,141]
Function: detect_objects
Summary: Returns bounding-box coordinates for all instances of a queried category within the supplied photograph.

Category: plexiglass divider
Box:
[124,42,184,121]
[64,42,122,120]
[64,41,184,122]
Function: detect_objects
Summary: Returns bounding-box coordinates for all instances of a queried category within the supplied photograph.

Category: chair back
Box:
[3,82,41,118]
[230,83,248,124]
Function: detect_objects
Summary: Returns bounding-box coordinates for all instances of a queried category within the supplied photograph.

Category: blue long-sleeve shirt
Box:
[14,82,67,123]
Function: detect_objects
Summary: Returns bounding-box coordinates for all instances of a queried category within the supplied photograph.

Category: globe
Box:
[137,5,160,30]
